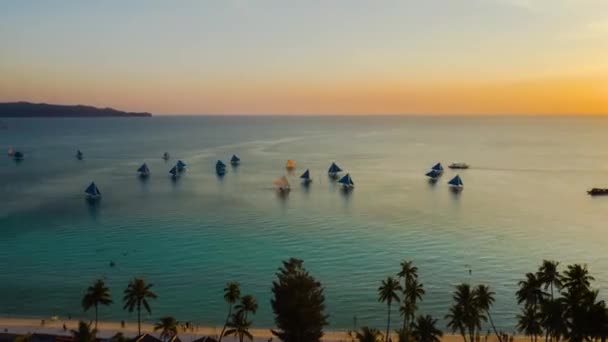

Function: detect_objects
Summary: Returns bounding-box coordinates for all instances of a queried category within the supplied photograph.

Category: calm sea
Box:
[1,116,607,332]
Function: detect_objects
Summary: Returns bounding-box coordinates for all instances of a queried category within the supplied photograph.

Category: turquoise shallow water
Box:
[1,116,608,332]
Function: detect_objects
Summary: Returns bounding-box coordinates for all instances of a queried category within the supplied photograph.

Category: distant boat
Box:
[177,160,187,172]
[13,151,24,161]
[448,175,464,190]
[137,163,150,177]
[76,150,83,160]
[216,160,227,176]
[431,163,444,174]
[231,155,240,165]
[273,175,290,192]
[588,188,608,196]
[449,163,469,169]
[85,182,101,200]
[328,162,342,178]
[169,165,179,179]
[425,169,441,180]
[286,160,296,170]
[162,152,170,161]
[300,169,312,184]
[7,147,15,157]
[338,173,354,188]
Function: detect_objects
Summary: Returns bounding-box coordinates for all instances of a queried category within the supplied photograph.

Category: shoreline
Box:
[0,317,526,342]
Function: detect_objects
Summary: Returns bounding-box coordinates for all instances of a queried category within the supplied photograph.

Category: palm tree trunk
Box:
[218,304,231,342]
[95,303,98,329]
[460,327,468,342]
[137,302,141,335]
[487,311,502,342]
[386,304,391,342]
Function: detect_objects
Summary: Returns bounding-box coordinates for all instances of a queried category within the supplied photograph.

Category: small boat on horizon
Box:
[13,151,24,161]
[273,175,290,192]
[328,162,342,178]
[338,173,354,189]
[286,160,296,170]
[449,162,469,169]
[177,160,187,172]
[448,175,464,191]
[425,169,441,180]
[588,188,608,196]
[231,155,240,166]
[137,163,150,178]
[85,182,101,200]
[162,152,170,161]
[216,160,227,176]
[76,150,83,160]
[169,165,179,179]
[431,163,444,175]
[300,169,312,184]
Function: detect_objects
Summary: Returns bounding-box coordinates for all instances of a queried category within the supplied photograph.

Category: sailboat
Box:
[7,147,15,157]
[425,169,441,180]
[162,152,170,161]
[216,160,227,176]
[137,163,150,177]
[13,151,24,161]
[169,165,179,179]
[300,169,312,184]
[230,155,240,166]
[76,150,83,160]
[448,175,464,190]
[338,173,354,189]
[286,160,296,170]
[85,182,101,200]
[328,162,342,178]
[431,163,444,175]
[177,160,187,172]
[273,175,290,192]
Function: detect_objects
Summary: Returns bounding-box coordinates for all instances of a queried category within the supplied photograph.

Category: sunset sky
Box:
[1,0,607,115]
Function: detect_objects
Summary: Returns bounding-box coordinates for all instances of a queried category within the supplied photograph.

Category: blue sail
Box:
[231,155,240,163]
[137,163,149,173]
[300,169,310,179]
[328,162,342,173]
[448,175,463,186]
[177,160,186,169]
[216,160,226,169]
[85,182,100,196]
[338,174,354,186]
[426,170,440,178]
[431,163,443,171]
[169,166,178,175]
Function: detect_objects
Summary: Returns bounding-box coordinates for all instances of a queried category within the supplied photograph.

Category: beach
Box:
[0,317,527,342]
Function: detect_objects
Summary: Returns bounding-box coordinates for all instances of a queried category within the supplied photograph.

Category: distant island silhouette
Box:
[0,102,152,117]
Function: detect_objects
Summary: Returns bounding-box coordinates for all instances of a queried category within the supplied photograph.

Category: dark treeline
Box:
[70,259,607,342]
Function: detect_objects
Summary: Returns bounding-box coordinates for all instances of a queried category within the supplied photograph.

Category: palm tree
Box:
[538,260,562,301]
[473,285,500,342]
[562,264,594,293]
[446,304,468,342]
[517,273,546,310]
[411,315,443,342]
[378,276,402,342]
[445,284,483,342]
[219,281,241,342]
[154,316,178,341]
[517,306,542,342]
[355,327,384,342]
[224,311,253,342]
[401,278,425,335]
[122,278,158,335]
[397,261,419,333]
[71,321,97,342]
[539,299,565,342]
[236,294,258,320]
[82,279,113,329]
